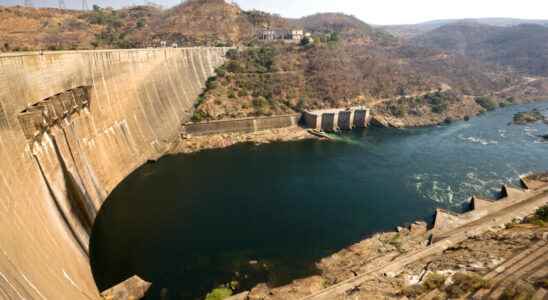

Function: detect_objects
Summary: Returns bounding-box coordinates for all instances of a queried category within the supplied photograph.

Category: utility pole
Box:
[23,0,33,7]
[82,0,89,10]
[58,0,66,9]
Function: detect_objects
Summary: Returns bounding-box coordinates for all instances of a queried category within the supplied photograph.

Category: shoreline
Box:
[169,126,318,154]
[171,100,548,154]
[227,174,548,300]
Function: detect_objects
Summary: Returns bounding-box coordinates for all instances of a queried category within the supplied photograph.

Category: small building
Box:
[291,30,304,41]
[257,28,308,43]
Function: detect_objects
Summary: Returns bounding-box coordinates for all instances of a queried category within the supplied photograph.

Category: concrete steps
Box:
[300,188,548,300]
[431,184,534,243]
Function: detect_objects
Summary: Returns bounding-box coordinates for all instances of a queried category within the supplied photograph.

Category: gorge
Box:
[91,102,548,299]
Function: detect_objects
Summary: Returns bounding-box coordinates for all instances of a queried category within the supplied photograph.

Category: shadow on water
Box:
[90,101,548,300]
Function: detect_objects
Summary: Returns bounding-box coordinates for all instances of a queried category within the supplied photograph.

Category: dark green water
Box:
[90,102,548,300]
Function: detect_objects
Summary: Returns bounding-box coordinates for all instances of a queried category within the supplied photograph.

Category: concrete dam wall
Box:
[0,47,228,299]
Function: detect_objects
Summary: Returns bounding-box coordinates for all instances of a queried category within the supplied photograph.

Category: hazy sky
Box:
[1,0,547,25]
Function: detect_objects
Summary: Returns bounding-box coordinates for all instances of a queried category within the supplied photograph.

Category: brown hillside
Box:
[0,6,98,51]
[291,13,397,45]
[411,23,548,76]
[156,0,252,46]
[192,42,523,122]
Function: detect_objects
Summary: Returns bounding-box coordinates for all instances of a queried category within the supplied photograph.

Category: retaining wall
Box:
[182,114,301,136]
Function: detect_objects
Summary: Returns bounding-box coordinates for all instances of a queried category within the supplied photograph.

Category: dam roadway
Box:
[0,47,229,299]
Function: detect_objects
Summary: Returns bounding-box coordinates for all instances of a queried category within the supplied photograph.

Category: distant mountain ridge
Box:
[381,18,548,38]
[410,22,548,76]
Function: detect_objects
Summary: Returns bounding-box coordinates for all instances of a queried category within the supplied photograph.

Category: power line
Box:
[82,0,89,10]
[23,0,33,7]
[58,0,66,9]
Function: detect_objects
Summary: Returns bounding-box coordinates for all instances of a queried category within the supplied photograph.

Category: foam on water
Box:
[458,135,499,145]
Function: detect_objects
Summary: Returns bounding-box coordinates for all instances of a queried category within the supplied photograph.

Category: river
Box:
[90,102,548,300]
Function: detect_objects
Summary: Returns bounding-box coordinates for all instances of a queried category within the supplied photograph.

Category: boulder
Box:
[101,275,151,300]
[410,221,428,236]
[248,283,271,300]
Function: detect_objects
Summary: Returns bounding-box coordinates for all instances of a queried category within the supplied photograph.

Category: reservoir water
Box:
[90,102,548,300]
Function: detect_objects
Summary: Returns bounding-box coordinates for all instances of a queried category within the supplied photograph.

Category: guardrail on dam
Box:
[0,47,229,299]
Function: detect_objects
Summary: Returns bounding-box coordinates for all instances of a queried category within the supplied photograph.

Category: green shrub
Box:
[215,67,226,77]
[226,49,239,60]
[400,284,426,298]
[535,204,548,222]
[389,104,407,117]
[136,18,145,28]
[237,89,248,97]
[204,287,233,300]
[252,96,271,115]
[252,97,269,109]
[513,109,545,125]
[425,92,450,113]
[226,61,243,73]
[423,273,447,291]
[500,281,535,300]
[445,273,491,298]
[206,77,218,90]
[191,111,208,122]
[475,96,497,111]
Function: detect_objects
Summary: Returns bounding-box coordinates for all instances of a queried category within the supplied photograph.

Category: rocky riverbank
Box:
[228,174,548,300]
[171,126,316,154]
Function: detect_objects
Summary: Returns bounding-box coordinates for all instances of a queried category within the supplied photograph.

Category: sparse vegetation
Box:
[445,272,491,298]
[399,272,446,297]
[400,284,426,298]
[527,204,548,226]
[426,91,453,113]
[475,96,498,111]
[513,109,546,125]
[423,272,447,290]
[204,286,233,300]
[500,281,536,300]
[2,0,543,126]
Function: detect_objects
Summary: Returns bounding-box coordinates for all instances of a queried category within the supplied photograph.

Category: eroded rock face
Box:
[410,221,428,236]
[248,283,271,300]
[521,172,548,190]
[247,276,326,300]
[101,276,151,300]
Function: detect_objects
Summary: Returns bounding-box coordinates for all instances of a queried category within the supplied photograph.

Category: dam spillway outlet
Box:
[18,86,91,141]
